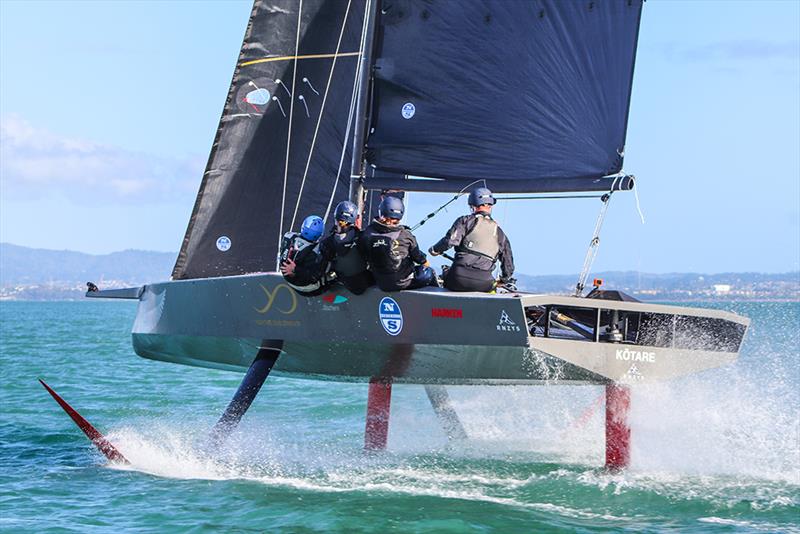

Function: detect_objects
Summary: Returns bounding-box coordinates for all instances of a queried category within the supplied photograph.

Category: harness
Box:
[332,227,367,277]
[456,214,500,261]
[280,232,325,294]
[280,232,315,264]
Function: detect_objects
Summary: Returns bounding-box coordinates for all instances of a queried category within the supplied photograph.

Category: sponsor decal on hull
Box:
[623,363,645,382]
[321,293,349,311]
[497,310,521,332]
[254,284,300,327]
[379,297,403,336]
[431,308,462,318]
[255,319,301,328]
[322,294,348,305]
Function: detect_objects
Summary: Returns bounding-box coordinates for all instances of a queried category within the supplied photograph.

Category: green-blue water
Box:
[1,301,798,532]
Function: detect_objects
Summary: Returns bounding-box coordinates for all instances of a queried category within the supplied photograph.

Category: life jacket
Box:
[281,232,315,263]
[331,227,367,277]
[280,232,325,293]
[456,214,500,261]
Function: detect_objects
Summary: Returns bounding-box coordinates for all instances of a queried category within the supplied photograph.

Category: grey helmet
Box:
[468,187,496,207]
[334,200,358,225]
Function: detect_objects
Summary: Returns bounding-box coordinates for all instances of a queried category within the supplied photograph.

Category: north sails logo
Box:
[379,297,403,336]
[497,310,521,332]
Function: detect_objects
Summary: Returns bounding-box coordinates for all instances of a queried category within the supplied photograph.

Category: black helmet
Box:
[334,200,358,225]
[468,187,496,207]
[378,195,405,220]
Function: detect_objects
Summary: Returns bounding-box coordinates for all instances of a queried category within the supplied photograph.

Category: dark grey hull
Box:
[120,273,749,385]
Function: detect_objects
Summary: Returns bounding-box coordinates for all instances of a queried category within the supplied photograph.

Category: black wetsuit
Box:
[431,213,514,292]
[360,219,435,292]
[279,232,328,295]
[319,225,374,295]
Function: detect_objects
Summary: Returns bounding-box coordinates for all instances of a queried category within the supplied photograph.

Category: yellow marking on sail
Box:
[240,51,360,67]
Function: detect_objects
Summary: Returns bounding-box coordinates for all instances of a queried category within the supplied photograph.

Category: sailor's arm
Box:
[498,229,515,279]
[430,217,467,256]
[407,232,429,265]
[318,235,335,261]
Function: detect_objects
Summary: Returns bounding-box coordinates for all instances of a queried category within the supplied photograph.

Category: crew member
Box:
[360,196,437,292]
[320,200,374,295]
[279,215,328,295]
[429,187,514,292]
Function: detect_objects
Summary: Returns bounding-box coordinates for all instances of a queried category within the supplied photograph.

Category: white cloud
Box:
[0,115,203,202]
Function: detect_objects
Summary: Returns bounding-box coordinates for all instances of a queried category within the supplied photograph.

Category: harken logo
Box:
[497,310,521,332]
[432,308,462,318]
[379,296,403,336]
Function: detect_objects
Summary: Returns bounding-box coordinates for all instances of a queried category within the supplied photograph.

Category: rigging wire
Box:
[409,179,486,231]
[323,0,371,223]
[633,178,645,224]
[276,0,304,271]
[573,176,620,296]
[289,0,353,232]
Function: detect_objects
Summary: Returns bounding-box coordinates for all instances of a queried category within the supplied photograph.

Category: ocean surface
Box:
[1,300,798,532]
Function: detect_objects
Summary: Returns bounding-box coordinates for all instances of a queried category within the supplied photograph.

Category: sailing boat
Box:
[65,0,748,470]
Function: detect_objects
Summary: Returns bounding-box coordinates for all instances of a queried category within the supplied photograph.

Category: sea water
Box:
[0,301,797,532]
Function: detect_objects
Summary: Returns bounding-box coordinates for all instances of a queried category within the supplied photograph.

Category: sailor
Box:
[429,187,515,292]
[360,196,437,292]
[279,215,329,295]
[319,200,374,295]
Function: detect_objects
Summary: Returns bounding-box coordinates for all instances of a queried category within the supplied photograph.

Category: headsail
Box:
[173,0,366,280]
[361,0,643,193]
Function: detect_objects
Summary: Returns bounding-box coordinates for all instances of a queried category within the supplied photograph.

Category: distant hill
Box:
[0,243,797,301]
[0,243,175,286]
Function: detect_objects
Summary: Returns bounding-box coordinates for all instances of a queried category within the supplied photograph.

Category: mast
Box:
[349,0,378,218]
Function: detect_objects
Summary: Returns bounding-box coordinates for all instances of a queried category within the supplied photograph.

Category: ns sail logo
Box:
[378,297,403,336]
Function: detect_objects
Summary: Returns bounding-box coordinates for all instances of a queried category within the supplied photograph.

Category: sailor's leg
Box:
[210,340,283,441]
[424,385,468,441]
[605,382,631,471]
[365,378,392,450]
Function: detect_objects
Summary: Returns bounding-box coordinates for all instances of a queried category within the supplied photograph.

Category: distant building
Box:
[713,284,731,294]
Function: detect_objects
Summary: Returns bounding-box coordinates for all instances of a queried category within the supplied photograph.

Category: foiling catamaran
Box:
[43,0,749,471]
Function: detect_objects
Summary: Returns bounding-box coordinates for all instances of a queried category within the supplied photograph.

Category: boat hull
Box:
[125,273,749,385]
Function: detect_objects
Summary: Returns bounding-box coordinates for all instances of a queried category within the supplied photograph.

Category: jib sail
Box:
[172,0,367,280]
[360,0,643,193]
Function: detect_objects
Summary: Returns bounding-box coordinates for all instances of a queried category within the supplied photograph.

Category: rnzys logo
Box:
[216,236,232,252]
[401,102,415,119]
[623,363,645,382]
[497,310,521,332]
[378,296,403,336]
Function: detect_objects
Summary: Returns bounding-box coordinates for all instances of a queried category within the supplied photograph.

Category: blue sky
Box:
[1,0,798,275]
